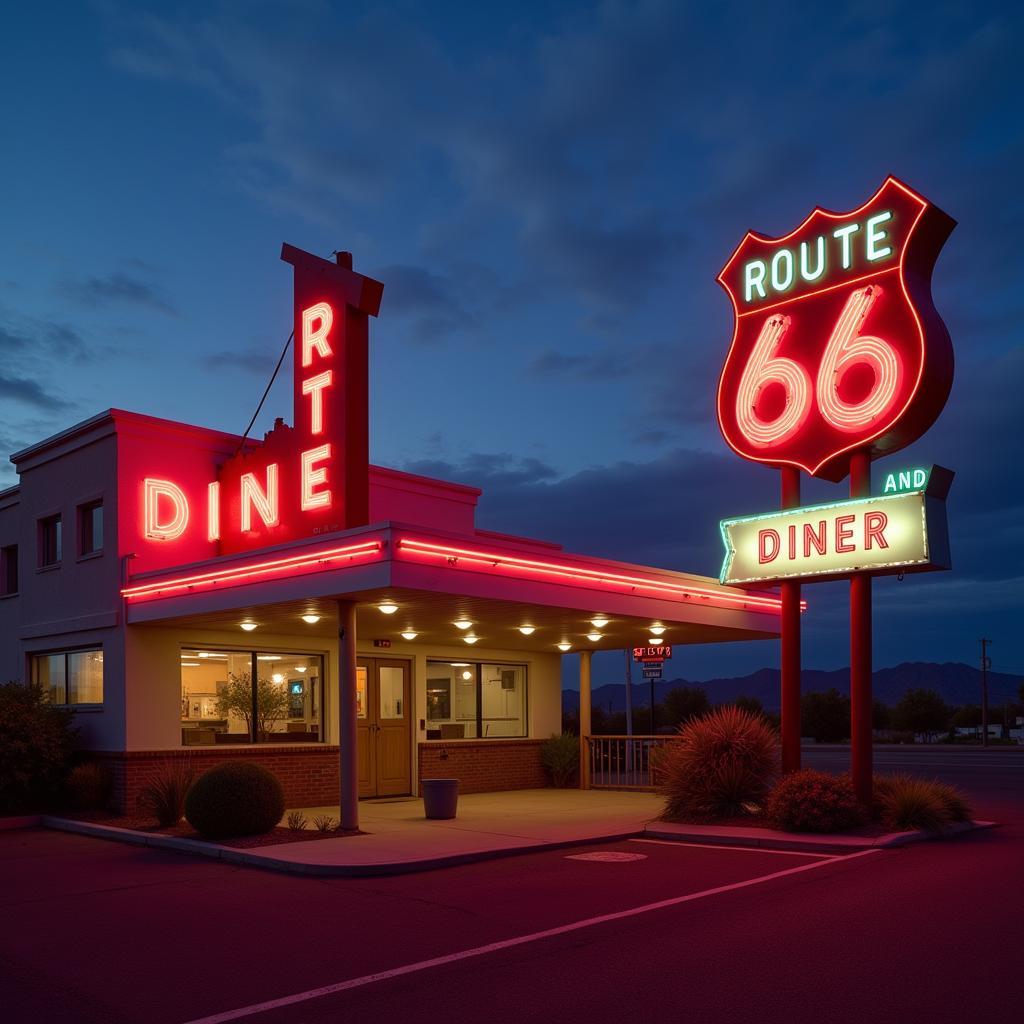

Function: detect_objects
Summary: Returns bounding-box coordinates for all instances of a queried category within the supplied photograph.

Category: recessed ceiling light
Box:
[649,625,666,636]
[450,662,470,668]
[401,630,418,641]
[647,638,663,646]
[301,613,321,624]
[453,619,473,630]
[378,602,399,615]
[591,617,609,629]
[557,642,572,652]
[463,635,479,645]
[586,632,603,642]
[257,655,282,661]
[239,621,257,632]
[518,625,536,635]
[180,662,200,668]
[295,666,308,673]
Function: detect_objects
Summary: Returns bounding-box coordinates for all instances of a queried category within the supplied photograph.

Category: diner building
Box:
[0,246,787,828]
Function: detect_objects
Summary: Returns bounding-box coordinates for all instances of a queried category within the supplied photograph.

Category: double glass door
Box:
[356,658,411,797]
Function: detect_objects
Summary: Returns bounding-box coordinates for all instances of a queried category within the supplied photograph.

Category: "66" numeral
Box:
[735,285,902,448]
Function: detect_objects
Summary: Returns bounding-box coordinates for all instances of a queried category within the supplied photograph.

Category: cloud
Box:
[62,272,178,316]
[372,264,477,343]
[0,315,93,362]
[0,374,62,411]
[202,350,279,375]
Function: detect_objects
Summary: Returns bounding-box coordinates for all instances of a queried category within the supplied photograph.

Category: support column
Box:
[780,466,802,773]
[578,651,592,789]
[337,600,359,831]
[849,452,873,806]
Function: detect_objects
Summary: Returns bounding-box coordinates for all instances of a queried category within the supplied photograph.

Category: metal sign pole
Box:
[780,466,802,773]
[849,451,873,805]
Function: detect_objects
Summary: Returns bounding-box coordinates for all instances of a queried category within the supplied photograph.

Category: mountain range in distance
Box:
[563,662,1022,714]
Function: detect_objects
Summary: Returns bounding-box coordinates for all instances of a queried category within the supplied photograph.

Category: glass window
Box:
[79,500,103,555]
[379,666,404,719]
[0,544,16,595]
[425,660,527,739]
[180,649,323,746]
[30,648,103,706]
[481,664,526,738]
[39,514,61,567]
[32,653,66,704]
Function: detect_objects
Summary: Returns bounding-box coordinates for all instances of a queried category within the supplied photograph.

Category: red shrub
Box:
[766,770,864,833]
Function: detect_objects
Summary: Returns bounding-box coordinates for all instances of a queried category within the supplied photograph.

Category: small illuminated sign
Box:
[882,466,930,495]
[633,646,672,661]
[716,177,955,481]
[719,490,951,585]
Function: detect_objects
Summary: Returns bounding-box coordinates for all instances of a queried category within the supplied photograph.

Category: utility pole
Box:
[980,638,992,748]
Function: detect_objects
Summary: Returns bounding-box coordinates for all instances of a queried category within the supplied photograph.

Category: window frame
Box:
[37,512,62,569]
[179,646,326,746]
[77,498,104,558]
[30,645,104,707]
[0,543,17,596]
[425,659,529,740]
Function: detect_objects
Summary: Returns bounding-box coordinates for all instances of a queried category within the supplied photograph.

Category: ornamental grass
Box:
[659,706,779,823]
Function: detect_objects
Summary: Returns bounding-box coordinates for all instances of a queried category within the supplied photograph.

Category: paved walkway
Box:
[267,789,664,872]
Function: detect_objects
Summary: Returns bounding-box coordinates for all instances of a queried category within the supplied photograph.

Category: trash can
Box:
[422,778,459,819]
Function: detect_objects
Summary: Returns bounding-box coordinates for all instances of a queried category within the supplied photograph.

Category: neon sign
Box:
[139,247,383,555]
[717,177,955,481]
[719,488,952,585]
[882,466,930,495]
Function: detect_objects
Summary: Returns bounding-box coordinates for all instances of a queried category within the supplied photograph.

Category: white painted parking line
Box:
[181,849,880,1024]
[630,838,843,859]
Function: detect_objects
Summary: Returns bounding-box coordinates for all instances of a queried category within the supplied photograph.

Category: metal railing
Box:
[584,734,677,790]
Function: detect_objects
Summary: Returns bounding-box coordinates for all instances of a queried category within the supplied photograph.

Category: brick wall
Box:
[89,746,341,815]
[418,739,546,795]
[89,739,549,813]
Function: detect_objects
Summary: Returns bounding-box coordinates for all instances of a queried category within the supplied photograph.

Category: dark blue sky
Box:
[2,2,1021,685]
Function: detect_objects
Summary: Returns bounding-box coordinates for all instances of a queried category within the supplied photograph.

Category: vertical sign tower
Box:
[716,177,955,802]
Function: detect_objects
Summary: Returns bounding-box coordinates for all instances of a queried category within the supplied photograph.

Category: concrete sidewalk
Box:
[46,790,665,876]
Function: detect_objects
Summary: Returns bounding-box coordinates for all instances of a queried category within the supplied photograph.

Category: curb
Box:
[41,816,644,877]
[642,819,998,854]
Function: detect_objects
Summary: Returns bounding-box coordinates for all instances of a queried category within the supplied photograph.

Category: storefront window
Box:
[425,661,526,739]
[180,649,323,746]
[31,648,103,706]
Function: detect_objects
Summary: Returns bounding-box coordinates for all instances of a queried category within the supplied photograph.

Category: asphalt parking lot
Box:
[1,746,1019,1024]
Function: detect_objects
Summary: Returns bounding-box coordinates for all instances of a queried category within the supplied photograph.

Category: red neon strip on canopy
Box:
[396,537,800,614]
[121,539,383,599]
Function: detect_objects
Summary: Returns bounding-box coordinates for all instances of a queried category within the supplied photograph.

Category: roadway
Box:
[1,746,1019,1024]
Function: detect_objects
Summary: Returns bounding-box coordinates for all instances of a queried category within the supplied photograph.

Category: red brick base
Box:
[418,739,547,795]
[89,747,341,815]
[88,739,549,813]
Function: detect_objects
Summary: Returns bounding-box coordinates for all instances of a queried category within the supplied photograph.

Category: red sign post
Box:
[716,177,955,802]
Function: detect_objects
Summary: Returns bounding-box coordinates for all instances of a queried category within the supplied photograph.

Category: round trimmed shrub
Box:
[659,705,779,823]
[766,770,864,833]
[184,762,285,839]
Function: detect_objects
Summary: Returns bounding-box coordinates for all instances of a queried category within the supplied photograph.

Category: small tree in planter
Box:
[215,671,290,740]
[541,733,580,787]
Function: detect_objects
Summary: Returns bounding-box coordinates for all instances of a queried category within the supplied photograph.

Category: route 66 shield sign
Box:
[715,177,955,481]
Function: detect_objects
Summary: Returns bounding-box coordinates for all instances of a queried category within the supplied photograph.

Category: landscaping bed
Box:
[57,811,362,848]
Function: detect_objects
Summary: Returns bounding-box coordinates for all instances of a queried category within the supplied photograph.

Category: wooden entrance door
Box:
[355,658,412,798]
